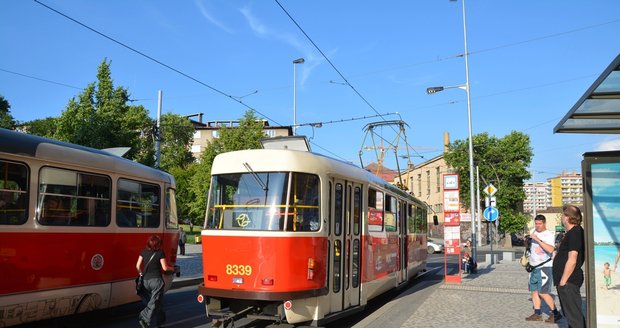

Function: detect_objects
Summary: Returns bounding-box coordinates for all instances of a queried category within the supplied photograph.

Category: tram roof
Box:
[0,128,174,184]
[212,148,416,201]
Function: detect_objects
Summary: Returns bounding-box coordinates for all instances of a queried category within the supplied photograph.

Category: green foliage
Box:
[444,131,533,234]
[184,110,266,224]
[54,59,154,165]
[169,164,197,222]
[21,117,58,137]
[0,95,16,129]
[160,113,195,171]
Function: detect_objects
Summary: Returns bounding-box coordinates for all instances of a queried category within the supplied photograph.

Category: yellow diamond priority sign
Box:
[483,184,497,196]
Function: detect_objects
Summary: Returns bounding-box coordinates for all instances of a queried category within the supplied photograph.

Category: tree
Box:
[185,110,266,225]
[55,59,154,165]
[21,117,58,137]
[0,95,16,129]
[159,113,195,172]
[444,131,533,243]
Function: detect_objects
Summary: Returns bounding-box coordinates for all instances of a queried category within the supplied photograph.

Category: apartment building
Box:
[549,171,583,207]
[188,115,292,158]
[523,181,552,213]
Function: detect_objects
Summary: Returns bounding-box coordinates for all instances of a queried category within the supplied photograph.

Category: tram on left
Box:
[0,128,181,327]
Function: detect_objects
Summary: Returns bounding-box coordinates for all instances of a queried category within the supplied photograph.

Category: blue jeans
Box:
[140,278,165,326]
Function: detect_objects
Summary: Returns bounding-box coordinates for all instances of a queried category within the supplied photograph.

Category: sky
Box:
[1,0,619,182]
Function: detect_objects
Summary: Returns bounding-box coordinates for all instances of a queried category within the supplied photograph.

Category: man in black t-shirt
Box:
[552,205,585,328]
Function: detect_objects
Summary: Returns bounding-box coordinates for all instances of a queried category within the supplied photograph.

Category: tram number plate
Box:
[226,264,252,276]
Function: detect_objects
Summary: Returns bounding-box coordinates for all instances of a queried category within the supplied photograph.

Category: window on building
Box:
[436,167,441,192]
[426,170,431,196]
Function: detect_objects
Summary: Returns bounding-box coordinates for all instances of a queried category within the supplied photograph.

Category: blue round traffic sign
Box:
[483,207,499,222]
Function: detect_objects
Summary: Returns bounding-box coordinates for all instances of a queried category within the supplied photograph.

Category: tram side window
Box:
[407,204,415,233]
[290,173,320,232]
[0,160,28,225]
[384,195,397,232]
[353,187,361,235]
[117,179,160,228]
[165,188,179,229]
[368,188,384,232]
[334,183,343,236]
[38,167,111,226]
[415,206,427,233]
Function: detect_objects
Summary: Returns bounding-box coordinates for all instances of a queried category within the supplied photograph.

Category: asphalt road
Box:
[17,254,457,328]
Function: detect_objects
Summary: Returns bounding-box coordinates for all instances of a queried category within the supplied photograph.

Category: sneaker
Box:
[545,313,562,323]
[525,313,543,321]
[139,319,148,328]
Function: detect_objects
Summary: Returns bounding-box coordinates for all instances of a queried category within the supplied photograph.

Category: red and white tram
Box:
[197,137,428,326]
[0,128,180,327]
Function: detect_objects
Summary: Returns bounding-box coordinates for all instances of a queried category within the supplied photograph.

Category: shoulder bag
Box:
[136,252,156,296]
[519,249,530,267]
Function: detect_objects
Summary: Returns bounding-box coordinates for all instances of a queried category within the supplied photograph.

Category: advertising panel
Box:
[583,157,620,327]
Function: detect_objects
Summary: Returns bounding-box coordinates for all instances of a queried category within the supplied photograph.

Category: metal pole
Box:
[155,90,162,169]
[293,63,297,136]
[460,0,477,262]
[476,165,482,246]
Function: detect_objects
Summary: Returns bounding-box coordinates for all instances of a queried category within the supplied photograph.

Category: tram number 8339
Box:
[226,264,253,276]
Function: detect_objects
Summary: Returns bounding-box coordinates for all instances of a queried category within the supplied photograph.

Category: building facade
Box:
[189,117,292,158]
[523,181,552,213]
[549,171,583,207]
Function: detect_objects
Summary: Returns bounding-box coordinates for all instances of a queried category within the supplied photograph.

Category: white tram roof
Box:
[212,148,412,200]
[0,128,174,185]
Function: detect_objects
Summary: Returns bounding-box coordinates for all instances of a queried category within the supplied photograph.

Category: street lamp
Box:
[293,58,305,136]
[427,0,478,262]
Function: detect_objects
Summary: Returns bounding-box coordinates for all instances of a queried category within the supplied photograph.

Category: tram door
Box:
[399,200,408,283]
[329,180,361,314]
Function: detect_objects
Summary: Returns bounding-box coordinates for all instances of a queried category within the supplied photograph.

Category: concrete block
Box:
[485,253,498,263]
[503,251,514,261]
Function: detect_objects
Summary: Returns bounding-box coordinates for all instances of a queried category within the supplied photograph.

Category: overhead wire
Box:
[32,0,282,127]
[273,0,425,161]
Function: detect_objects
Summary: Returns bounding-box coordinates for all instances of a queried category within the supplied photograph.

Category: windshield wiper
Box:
[243,162,268,191]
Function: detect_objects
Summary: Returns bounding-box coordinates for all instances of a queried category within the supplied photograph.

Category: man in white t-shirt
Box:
[525,214,562,323]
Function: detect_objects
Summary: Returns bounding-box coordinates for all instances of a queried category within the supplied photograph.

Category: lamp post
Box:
[427,0,477,262]
[293,58,305,136]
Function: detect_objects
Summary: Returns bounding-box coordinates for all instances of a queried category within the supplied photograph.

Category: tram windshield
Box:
[206,172,320,232]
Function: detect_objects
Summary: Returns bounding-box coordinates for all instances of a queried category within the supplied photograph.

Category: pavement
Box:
[173,243,586,328]
[171,243,204,289]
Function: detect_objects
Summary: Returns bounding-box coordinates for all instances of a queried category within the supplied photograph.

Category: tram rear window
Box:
[206,172,320,232]
[0,160,29,225]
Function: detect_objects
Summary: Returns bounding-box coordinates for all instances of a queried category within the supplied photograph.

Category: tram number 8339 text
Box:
[226,264,252,276]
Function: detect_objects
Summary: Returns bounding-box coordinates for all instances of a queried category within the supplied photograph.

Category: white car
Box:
[427,239,444,254]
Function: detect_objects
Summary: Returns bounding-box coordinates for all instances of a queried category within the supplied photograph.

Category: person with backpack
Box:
[525,214,561,323]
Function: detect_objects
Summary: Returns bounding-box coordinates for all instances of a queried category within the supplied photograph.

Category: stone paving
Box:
[400,259,586,328]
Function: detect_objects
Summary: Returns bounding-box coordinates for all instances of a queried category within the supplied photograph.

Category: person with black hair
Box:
[525,214,561,323]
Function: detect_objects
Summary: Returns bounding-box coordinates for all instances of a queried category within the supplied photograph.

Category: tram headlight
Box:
[232,277,244,284]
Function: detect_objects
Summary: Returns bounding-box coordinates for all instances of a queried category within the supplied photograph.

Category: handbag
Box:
[519,249,530,267]
[136,252,156,296]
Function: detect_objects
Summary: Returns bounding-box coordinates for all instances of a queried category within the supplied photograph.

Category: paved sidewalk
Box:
[399,258,585,328]
[172,243,204,288]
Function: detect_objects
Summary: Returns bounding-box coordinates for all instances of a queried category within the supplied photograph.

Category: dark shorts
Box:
[529,266,553,293]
